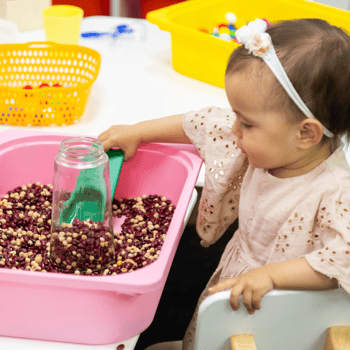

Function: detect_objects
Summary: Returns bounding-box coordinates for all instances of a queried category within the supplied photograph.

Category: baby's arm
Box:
[208,258,338,315]
[265,258,338,290]
[98,114,192,160]
[137,114,192,144]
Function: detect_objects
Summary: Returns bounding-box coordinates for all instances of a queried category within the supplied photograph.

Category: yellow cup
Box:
[42,5,84,45]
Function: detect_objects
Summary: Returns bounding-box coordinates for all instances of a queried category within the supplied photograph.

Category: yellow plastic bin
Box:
[147,0,350,89]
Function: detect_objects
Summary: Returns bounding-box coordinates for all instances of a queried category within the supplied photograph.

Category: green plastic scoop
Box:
[59,149,124,225]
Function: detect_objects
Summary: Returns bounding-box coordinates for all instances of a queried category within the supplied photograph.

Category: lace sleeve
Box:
[304,182,350,292]
[182,106,214,162]
[183,106,249,247]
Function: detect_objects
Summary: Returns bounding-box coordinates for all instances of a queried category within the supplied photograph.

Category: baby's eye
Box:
[241,121,252,129]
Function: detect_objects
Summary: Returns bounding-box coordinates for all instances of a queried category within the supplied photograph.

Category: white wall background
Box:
[309,0,350,10]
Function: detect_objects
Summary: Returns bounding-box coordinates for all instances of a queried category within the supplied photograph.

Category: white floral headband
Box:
[235,19,334,138]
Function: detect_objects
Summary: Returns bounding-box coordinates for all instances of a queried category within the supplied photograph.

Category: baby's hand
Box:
[98,124,142,161]
[208,266,275,315]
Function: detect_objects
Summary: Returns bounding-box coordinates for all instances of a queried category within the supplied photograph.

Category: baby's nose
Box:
[232,119,242,139]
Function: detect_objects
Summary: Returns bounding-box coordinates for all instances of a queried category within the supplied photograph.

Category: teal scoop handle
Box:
[106,148,124,200]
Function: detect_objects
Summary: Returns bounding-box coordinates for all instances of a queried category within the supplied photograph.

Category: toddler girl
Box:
[98,18,350,350]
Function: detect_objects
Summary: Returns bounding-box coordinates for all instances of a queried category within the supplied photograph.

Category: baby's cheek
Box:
[246,149,271,168]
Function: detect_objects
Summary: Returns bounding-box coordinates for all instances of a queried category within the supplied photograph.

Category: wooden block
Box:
[230,334,257,350]
[325,326,350,350]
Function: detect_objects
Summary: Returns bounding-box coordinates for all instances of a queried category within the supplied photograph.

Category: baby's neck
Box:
[268,142,334,179]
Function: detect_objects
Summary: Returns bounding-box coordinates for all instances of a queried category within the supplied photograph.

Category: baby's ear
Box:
[298,118,324,149]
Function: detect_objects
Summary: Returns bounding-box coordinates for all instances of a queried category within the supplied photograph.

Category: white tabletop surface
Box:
[0,16,232,187]
[0,335,140,350]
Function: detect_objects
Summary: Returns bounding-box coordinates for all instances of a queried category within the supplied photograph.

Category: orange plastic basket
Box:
[0,42,101,126]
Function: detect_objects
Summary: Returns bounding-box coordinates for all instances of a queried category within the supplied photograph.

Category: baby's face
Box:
[225,71,301,172]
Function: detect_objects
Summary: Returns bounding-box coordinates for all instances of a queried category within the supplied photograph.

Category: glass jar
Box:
[49,137,115,273]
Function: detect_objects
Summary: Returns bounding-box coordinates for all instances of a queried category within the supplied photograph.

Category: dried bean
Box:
[0,185,175,275]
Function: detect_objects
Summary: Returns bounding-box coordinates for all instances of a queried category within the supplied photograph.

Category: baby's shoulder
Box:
[312,147,350,197]
[320,176,350,208]
[325,146,350,179]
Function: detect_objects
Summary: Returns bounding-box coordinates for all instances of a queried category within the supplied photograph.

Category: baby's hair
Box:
[226,18,350,144]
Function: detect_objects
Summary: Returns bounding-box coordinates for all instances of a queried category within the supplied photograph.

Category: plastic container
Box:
[147,0,350,89]
[42,5,84,45]
[0,129,202,345]
[50,137,115,272]
[0,42,100,126]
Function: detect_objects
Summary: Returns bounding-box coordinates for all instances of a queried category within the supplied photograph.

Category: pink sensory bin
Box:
[0,129,202,345]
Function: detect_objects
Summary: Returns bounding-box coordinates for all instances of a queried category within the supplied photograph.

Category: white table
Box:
[0,15,228,349]
[0,15,231,187]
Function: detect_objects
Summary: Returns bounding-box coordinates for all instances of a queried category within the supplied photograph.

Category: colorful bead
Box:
[228,23,236,31]
[220,33,233,41]
[219,26,230,35]
[202,12,270,43]
[211,27,219,37]
[225,12,237,25]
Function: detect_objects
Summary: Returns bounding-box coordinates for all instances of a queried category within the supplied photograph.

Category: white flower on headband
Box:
[235,19,271,56]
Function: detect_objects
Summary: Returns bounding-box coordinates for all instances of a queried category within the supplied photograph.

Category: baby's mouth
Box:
[238,144,246,154]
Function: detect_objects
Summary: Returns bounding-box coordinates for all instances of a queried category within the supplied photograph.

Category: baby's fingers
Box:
[101,138,117,152]
[208,278,237,294]
[229,284,244,311]
[98,128,113,143]
[98,134,113,151]
[251,292,262,311]
[242,289,255,315]
[97,131,107,142]
[98,126,117,144]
